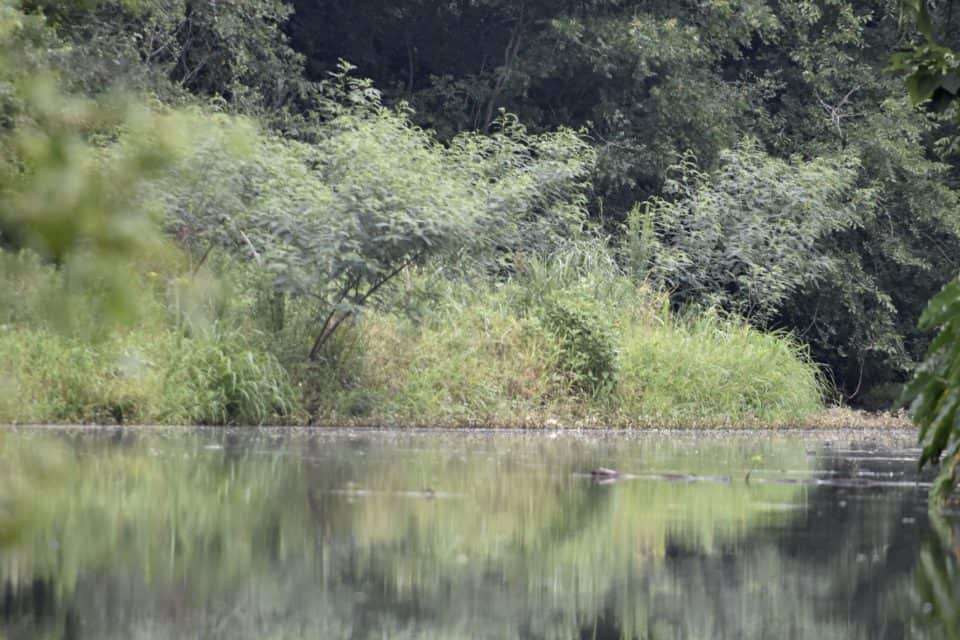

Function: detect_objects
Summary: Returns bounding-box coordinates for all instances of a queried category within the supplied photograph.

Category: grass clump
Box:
[0,325,299,426]
[159,326,299,425]
[614,311,823,426]
[313,290,567,426]
[0,329,142,424]
[539,292,619,398]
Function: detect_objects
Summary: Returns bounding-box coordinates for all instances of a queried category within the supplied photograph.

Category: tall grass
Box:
[0,325,300,426]
[0,242,822,427]
[159,325,300,425]
[307,255,824,427]
[331,292,568,425]
[615,310,823,426]
[0,249,300,426]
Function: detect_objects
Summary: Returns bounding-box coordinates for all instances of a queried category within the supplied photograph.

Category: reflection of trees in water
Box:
[767,489,925,638]
[1,577,79,640]
[904,513,960,639]
[0,432,939,640]
[595,494,921,640]
[567,451,935,640]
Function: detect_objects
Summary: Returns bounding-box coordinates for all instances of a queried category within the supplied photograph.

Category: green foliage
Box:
[0,323,165,424]
[902,278,960,499]
[287,0,779,207]
[0,0,186,321]
[308,266,823,428]
[631,128,960,396]
[514,244,628,401]
[281,0,960,399]
[894,39,960,112]
[895,2,960,500]
[891,1,960,112]
[784,96,960,393]
[0,322,299,427]
[616,310,823,426]
[157,69,594,359]
[904,512,960,640]
[337,286,565,425]
[634,140,867,323]
[539,292,618,397]
[8,0,952,428]
[160,326,298,425]
[31,0,315,121]
[0,246,299,426]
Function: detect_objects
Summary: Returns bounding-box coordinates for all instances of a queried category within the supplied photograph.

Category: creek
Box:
[0,427,954,639]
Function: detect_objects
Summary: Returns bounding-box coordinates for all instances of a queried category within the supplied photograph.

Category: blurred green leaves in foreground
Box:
[0,0,187,322]
[904,278,960,500]
[896,1,960,502]
[905,510,960,640]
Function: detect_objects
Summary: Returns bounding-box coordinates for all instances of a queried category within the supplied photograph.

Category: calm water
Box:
[0,427,957,640]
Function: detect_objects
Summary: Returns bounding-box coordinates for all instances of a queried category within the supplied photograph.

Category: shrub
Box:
[156,71,595,361]
[631,140,866,324]
[539,293,618,397]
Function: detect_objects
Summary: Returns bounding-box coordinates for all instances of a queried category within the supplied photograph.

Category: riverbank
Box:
[803,408,912,430]
[0,249,832,428]
[301,408,913,430]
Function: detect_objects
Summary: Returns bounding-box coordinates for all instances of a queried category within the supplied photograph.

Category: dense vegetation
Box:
[1,0,958,427]
[288,0,960,401]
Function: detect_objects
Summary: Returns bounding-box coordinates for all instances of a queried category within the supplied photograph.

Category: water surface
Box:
[0,427,955,639]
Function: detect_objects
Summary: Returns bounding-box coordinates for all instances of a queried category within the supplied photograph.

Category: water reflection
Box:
[904,510,960,639]
[0,428,945,639]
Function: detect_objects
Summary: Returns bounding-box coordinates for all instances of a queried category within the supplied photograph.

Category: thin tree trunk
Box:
[307,252,424,361]
[483,12,525,130]
[406,33,416,94]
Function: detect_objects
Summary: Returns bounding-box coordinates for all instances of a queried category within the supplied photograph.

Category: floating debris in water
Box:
[590,467,620,478]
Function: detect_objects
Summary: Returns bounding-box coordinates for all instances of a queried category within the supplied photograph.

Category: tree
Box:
[287,0,780,212]
[157,66,595,360]
[27,0,317,125]
[627,140,868,324]
[286,0,960,396]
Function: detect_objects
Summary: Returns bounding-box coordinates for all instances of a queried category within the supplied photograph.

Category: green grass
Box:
[0,247,824,428]
[0,325,300,426]
[613,311,824,426]
[307,275,824,428]
[0,249,300,426]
